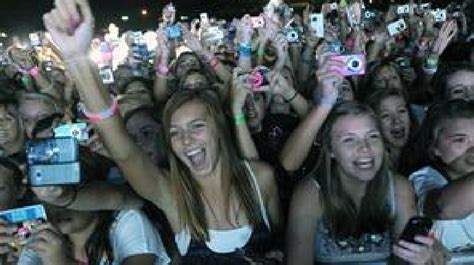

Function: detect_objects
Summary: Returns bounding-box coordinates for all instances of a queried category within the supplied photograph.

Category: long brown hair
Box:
[162,89,262,241]
[313,102,393,239]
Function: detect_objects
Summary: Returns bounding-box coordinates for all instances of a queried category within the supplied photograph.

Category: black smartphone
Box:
[399,217,433,243]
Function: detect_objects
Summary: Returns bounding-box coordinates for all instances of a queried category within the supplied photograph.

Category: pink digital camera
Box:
[330,54,366,76]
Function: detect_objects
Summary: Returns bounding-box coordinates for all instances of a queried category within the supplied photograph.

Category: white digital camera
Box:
[387,19,407,36]
[397,5,410,15]
[430,9,447,23]
[309,14,325,38]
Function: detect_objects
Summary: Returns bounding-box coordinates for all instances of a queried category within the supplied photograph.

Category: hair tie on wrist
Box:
[80,97,119,123]
[155,64,169,76]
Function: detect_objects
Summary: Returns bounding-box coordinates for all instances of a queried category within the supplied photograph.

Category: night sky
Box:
[0,0,265,38]
[0,0,458,39]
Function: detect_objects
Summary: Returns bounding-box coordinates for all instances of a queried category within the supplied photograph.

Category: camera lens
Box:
[347,57,362,72]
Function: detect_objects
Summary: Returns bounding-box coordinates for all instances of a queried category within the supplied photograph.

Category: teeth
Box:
[355,158,374,169]
[186,149,201,156]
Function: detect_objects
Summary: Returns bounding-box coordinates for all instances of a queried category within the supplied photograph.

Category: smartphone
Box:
[330,54,366,76]
[0,204,47,249]
[399,217,433,243]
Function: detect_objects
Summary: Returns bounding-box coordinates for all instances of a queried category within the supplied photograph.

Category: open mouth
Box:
[389,127,406,140]
[353,158,374,169]
[184,148,206,169]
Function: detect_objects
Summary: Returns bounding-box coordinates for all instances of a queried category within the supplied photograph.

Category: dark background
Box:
[0,0,461,40]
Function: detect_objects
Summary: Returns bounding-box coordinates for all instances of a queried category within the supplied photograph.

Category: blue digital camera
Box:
[166,25,182,40]
[26,137,81,186]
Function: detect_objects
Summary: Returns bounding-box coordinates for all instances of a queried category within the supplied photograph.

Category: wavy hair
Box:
[162,89,263,241]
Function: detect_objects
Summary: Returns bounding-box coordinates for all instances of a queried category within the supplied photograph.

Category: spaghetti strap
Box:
[389,171,397,219]
[311,178,321,190]
[244,161,271,230]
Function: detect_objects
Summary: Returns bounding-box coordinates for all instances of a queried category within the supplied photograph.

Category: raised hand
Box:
[237,15,254,44]
[43,0,94,59]
[182,25,204,53]
[231,68,252,114]
[314,53,344,105]
[269,71,295,101]
[162,3,176,26]
[431,20,458,56]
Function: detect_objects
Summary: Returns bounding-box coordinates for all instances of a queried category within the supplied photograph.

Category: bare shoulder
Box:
[247,160,277,198]
[392,173,415,196]
[290,176,324,219]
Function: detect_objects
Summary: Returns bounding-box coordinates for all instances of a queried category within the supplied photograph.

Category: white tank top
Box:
[174,161,270,255]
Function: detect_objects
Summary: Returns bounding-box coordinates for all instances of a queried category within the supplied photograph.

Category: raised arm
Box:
[153,29,171,106]
[31,183,144,211]
[279,56,342,172]
[42,0,172,208]
[230,69,259,160]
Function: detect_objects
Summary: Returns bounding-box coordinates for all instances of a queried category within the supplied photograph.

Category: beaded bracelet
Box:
[80,97,119,123]
[233,113,246,126]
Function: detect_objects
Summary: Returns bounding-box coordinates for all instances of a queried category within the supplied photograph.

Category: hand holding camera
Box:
[27,222,72,265]
[314,54,344,106]
[231,68,253,114]
[182,26,204,53]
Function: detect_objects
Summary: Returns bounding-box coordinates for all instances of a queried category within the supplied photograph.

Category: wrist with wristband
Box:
[423,54,439,75]
[233,112,246,126]
[79,97,119,123]
[319,96,338,106]
[155,64,170,76]
[239,43,252,57]
[208,56,219,69]
[284,90,299,103]
[19,66,40,78]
